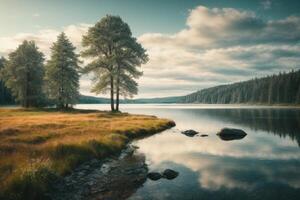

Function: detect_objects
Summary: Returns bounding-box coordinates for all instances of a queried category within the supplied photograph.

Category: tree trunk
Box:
[116,64,120,112]
[116,76,120,112]
[110,75,115,111]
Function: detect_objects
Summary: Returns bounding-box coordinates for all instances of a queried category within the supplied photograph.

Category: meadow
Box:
[0,108,175,199]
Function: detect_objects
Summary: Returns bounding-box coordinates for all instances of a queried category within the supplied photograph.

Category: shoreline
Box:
[48,144,149,200]
[0,108,175,200]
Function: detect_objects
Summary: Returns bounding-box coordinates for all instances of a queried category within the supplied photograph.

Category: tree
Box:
[45,33,80,109]
[0,57,14,104]
[81,15,129,111]
[0,41,44,107]
[82,15,147,111]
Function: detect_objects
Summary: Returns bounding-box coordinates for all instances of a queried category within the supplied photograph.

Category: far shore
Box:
[1,103,300,109]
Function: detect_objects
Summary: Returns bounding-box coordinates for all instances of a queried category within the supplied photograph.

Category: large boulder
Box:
[162,169,179,180]
[181,129,199,137]
[217,128,247,141]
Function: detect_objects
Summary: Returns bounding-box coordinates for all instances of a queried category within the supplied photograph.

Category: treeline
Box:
[181,70,300,104]
[0,35,79,108]
[0,15,147,111]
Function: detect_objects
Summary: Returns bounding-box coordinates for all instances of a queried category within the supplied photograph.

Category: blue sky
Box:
[0,0,300,98]
[1,0,299,36]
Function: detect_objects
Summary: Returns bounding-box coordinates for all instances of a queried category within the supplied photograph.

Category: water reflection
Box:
[217,133,247,141]
[200,109,300,146]
[76,105,300,199]
[127,108,300,200]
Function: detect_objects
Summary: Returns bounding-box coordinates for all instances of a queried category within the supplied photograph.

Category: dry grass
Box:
[0,108,175,199]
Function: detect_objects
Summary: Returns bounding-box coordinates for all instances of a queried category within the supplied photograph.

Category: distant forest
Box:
[2,69,300,105]
[180,70,300,105]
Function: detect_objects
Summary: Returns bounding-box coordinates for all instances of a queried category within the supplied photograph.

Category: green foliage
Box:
[181,70,300,105]
[0,41,45,107]
[114,35,148,110]
[0,57,14,105]
[45,33,80,109]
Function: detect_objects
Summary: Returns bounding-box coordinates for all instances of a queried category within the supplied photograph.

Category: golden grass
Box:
[0,108,175,199]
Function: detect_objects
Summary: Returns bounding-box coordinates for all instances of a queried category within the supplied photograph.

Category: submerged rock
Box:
[147,172,162,181]
[181,129,199,137]
[162,169,179,180]
[217,128,247,141]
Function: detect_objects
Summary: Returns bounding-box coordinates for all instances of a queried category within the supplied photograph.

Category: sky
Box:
[0,0,300,98]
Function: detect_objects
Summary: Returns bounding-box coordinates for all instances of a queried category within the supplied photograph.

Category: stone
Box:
[181,129,199,137]
[200,134,208,137]
[217,128,247,141]
[162,169,179,180]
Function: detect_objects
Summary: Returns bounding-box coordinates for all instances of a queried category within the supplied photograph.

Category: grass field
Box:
[0,108,175,199]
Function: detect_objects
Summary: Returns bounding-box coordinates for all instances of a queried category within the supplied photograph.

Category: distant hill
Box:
[125,96,183,104]
[79,95,182,104]
[180,70,300,105]
[79,70,300,105]
[79,95,111,104]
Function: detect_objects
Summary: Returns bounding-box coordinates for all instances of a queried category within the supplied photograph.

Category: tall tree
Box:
[82,15,128,111]
[82,15,148,111]
[45,33,80,109]
[0,41,44,107]
[0,57,14,104]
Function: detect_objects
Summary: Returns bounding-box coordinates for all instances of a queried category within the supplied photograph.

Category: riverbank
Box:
[0,108,175,200]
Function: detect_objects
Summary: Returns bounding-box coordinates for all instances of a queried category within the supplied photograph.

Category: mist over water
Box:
[76,104,300,200]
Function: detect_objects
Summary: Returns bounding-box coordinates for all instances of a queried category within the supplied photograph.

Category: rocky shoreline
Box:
[48,145,148,200]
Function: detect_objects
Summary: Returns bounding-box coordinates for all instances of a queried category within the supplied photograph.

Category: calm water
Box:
[76,104,300,200]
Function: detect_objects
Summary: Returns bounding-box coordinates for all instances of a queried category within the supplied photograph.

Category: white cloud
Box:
[1,5,300,98]
[137,5,300,97]
[0,23,90,58]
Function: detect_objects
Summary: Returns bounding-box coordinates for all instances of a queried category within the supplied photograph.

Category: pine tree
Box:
[82,15,128,111]
[82,15,148,111]
[45,33,80,109]
[0,41,44,107]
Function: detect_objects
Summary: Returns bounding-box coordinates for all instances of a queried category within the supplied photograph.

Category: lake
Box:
[76,104,300,200]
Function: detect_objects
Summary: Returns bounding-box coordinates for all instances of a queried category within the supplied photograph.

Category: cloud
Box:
[140,6,300,48]
[1,5,300,98]
[0,23,90,58]
[138,5,300,97]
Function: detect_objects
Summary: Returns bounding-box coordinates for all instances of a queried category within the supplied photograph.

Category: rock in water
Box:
[147,172,162,181]
[200,134,208,137]
[162,169,179,180]
[217,128,247,141]
[181,129,199,137]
